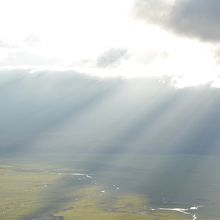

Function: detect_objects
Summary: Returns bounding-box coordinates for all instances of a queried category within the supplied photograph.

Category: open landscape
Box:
[1,0,220,218]
[1,153,220,220]
[0,162,192,220]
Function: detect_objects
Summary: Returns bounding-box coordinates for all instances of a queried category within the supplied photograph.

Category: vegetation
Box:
[0,164,191,220]
[55,187,190,220]
[0,165,59,219]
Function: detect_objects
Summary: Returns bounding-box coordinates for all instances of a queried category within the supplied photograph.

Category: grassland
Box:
[55,186,190,220]
[0,163,191,220]
[0,164,59,219]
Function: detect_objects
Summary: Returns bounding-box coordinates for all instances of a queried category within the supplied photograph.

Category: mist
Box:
[1,69,220,161]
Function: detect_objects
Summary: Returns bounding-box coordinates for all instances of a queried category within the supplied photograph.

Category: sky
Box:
[0,0,220,87]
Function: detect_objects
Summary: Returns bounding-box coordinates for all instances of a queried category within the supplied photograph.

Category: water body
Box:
[152,206,202,220]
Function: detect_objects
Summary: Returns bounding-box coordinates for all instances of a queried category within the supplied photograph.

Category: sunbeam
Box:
[1,0,220,218]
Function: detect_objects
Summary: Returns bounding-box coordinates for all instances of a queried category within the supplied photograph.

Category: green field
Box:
[0,163,191,220]
[0,165,59,219]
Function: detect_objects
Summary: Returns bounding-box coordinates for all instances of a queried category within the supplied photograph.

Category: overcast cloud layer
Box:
[134,0,220,42]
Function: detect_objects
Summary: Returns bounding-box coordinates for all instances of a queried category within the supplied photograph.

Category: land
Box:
[0,163,191,220]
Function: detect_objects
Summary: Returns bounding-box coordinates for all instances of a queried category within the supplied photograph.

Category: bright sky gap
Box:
[1,0,220,87]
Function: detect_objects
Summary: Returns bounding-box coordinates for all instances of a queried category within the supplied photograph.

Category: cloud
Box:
[0,50,57,66]
[96,48,128,68]
[23,34,40,47]
[134,0,220,42]
[0,39,14,48]
[134,0,171,24]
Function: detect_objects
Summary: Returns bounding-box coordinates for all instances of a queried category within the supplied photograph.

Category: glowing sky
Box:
[1,0,220,87]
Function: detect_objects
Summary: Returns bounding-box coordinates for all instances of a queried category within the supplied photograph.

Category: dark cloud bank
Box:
[1,69,220,162]
[134,0,220,42]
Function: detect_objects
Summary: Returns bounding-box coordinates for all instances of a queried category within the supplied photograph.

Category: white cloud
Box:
[0,0,220,87]
[0,50,58,67]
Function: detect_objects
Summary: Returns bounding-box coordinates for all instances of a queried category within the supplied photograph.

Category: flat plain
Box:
[0,163,191,220]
